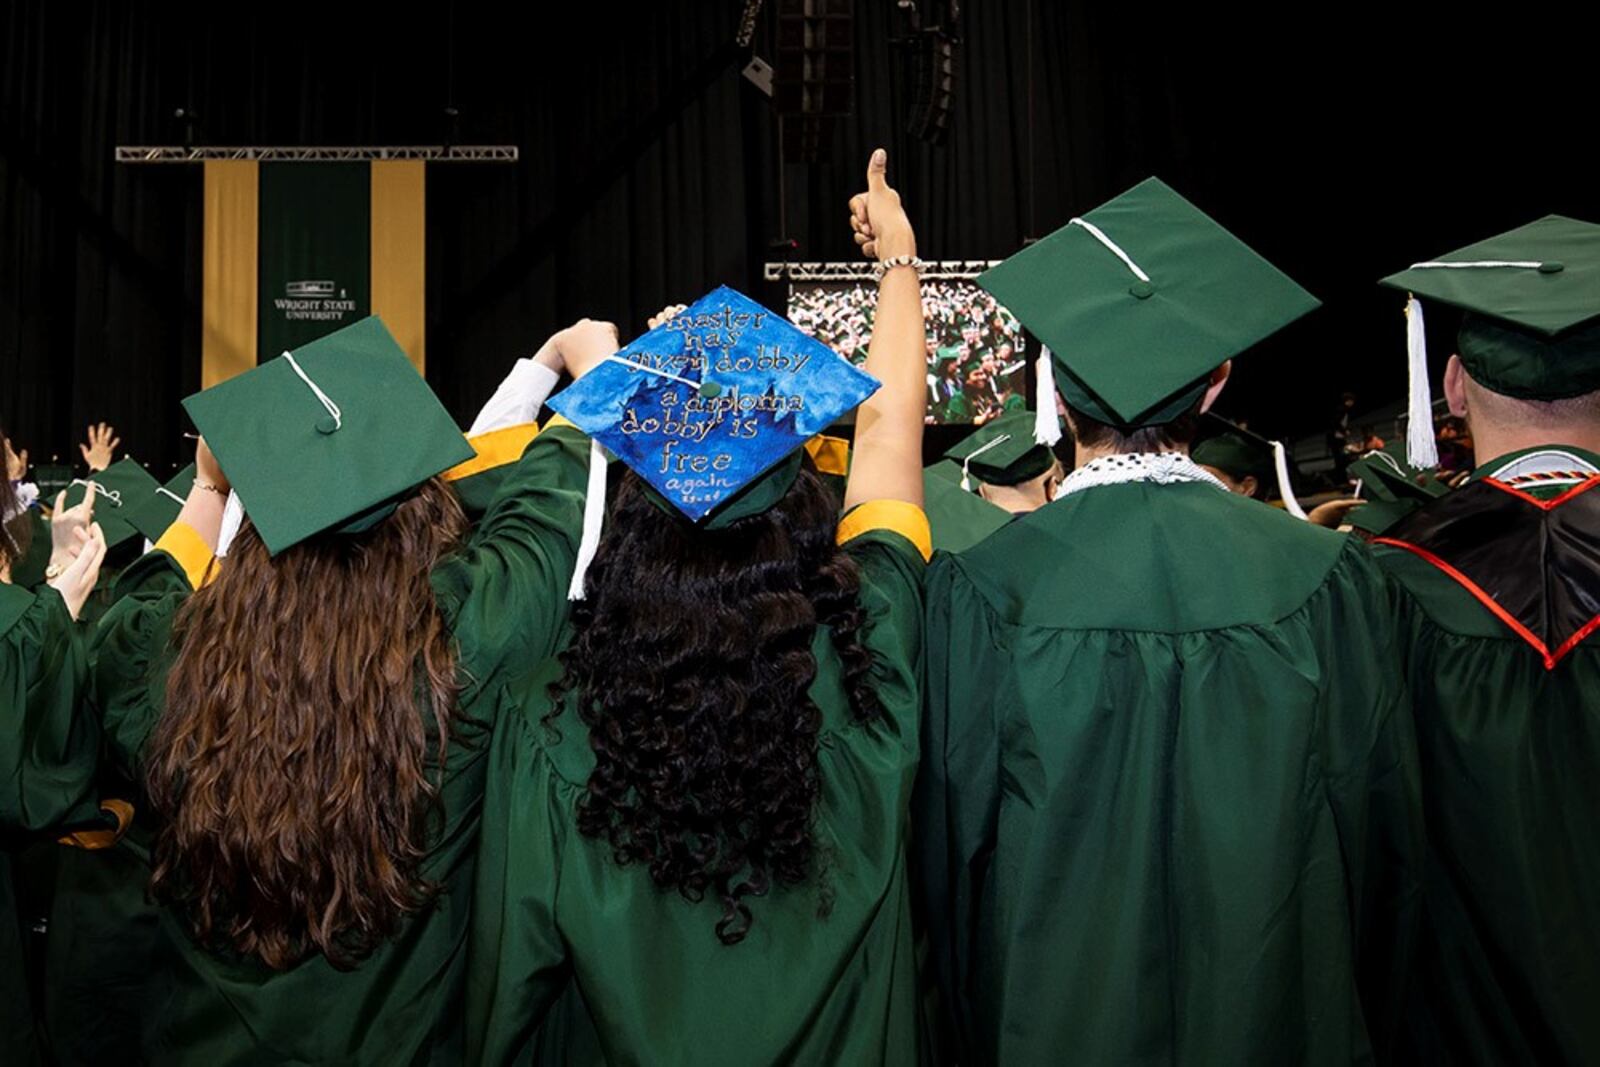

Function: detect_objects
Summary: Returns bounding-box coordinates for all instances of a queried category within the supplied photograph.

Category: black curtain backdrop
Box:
[2,1,1594,475]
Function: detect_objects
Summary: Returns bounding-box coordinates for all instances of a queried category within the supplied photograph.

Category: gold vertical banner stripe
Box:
[370,160,426,373]
[201,160,259,388]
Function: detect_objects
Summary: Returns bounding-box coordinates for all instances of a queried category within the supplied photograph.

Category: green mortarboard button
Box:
[978,177,1320,429]
[182,316,475,556]
[548,285,880,524]
[1379,215,1600,401]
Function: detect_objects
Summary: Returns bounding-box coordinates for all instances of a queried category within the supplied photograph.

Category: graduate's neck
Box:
[979,479,1052,514]
[1454,361,1600,467]
[1073,440,1190,468]
[1469,423,1600,468]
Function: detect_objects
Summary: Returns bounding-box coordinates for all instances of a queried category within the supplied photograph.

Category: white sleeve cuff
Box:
[468,360,561,436]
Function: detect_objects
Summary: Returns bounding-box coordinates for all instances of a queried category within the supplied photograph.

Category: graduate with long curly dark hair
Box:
[467,149,932,1066]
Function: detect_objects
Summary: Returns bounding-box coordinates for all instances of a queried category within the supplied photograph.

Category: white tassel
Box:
[1405,296,1439,469]
[216,490,245,558]
[1034,348,1063,446]
[957,433,1012,494]
[1272,439,1308,520]
[566,439,608,600]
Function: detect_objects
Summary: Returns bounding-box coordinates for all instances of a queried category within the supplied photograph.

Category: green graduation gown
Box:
[1,582,97,1065]
[1373,445,1600,1065]
[922,462,1012,555]
[38,422,549,1067]
[918,479,1423,1066]
[86,422,590,1065]
[467,521,929,1067]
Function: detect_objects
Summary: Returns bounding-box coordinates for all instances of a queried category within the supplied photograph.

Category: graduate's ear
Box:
[1199,360,1232,414]
[1239,474,1260,499]
[1443,353,1470,418]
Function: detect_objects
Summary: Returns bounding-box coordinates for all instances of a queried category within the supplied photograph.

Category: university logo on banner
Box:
[258,162,371,355]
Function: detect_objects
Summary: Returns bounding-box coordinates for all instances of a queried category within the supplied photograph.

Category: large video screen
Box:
[787,278,1028,424]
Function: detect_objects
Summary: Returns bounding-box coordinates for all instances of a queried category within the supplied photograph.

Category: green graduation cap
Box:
[61,458,162,549]
[922,462,1012,553]
[1190,414,1306,516]
[1192,420,1273,485]
[1380,214,1600,467]
[120,463,196,544]
[1346,443,1449,504]
[943,411,1056,489]
[1344,443,1452,536]
[182,316,475,556]
[978,177,1320,432]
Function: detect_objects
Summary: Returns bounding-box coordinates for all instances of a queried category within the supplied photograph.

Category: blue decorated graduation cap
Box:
[547,285,880,596]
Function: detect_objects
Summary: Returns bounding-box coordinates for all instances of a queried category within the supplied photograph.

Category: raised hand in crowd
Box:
[844,148,925,511]
[5,437,26,480]
[79,421,120,472]
[49,486,96,571]
[47,521,108,620]
[849,149,917,263]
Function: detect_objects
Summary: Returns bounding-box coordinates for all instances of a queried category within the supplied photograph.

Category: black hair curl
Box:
[551,461,880,944]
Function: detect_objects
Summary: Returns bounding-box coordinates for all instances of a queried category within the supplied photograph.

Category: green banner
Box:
[257,163,370,356]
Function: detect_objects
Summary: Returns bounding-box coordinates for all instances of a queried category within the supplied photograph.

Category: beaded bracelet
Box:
[875,254,926,279]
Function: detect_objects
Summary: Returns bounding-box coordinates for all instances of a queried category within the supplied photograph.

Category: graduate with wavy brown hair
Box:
[88,317,614,1065]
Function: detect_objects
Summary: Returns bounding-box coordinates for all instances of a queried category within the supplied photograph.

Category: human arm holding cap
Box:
[1307,497,1364,529]
[844,149,925,513]
[432,322,615,695]
[467,344,564,437]
[142,436,228,590]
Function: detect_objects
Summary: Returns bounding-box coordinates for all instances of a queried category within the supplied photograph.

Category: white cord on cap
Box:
[1409,260,1546,270]
[155,486,186,504]
[603,353,705,391]
[567,438,609,600]
[958,432,1013,492]
[282,351,342,430]
[1399,259,1552,468]
[69,479,122,507]
[1068,217,1152,282]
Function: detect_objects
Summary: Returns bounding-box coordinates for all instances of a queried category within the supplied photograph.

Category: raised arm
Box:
[843,149,926,512]
[432,320,618,696]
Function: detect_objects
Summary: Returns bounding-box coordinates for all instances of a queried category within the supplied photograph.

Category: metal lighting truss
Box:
[763,259,999,282]
[115,145,518,163]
